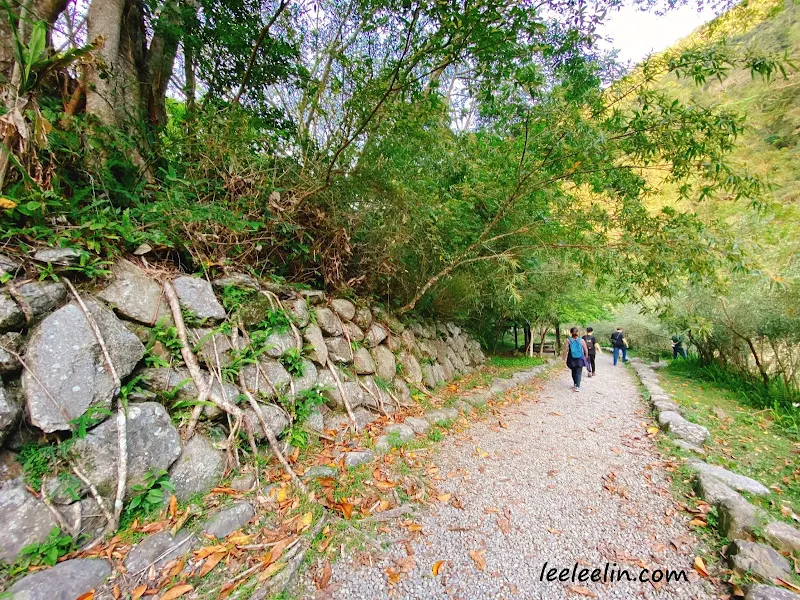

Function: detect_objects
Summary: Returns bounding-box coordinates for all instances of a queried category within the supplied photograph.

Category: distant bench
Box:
[531,342,556,355]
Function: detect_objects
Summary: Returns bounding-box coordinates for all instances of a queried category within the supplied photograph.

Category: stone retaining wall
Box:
[0,252,486,564]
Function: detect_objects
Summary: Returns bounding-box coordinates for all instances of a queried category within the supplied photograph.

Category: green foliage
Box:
[69,406,112,438]
[220,284,257,313]
[19,440,73,492]
[145,318,183,367]
[279,348,305,377]
[124,469,175,522]
[17,528,73,568]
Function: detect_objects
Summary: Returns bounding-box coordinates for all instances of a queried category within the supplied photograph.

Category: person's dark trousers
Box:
[571,365,583,388]
[589,353,596,373]
[673,347,687,359]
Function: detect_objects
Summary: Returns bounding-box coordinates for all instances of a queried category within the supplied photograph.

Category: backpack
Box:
[582,335,595,353]
[611,332,624,348]
[569,337,583,359]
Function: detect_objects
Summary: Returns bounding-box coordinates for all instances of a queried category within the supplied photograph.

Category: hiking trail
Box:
[309,354,716,599]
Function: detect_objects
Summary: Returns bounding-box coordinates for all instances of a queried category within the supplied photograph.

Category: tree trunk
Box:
[554,322,561,351]
[145,0,182,128]
[514,325,518,351]
[539,326,549,357]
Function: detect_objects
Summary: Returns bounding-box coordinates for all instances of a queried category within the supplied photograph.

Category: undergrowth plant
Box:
[280,348,305,377]
[123,468,175,524]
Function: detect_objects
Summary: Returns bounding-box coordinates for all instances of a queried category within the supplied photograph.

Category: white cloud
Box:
[597,3,720,64]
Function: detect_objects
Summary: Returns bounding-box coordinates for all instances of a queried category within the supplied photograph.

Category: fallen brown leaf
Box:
[432,560,446,576]
[198,550,226,577]
[469,549,486,571]
[131,585,147,600]
[693,556,709,578]
[568,586,597,598]
[160,585,193,600]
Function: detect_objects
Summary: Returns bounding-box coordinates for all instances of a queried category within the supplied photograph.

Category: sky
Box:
[597,3,720,64]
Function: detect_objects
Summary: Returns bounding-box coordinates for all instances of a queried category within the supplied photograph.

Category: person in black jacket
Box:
[610,327,628,366]
[582,327,599,376]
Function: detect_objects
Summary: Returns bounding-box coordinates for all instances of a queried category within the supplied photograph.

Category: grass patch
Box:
[658,364,800,524]
[487,355,546,372]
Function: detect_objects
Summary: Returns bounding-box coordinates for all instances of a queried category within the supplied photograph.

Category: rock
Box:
[1,293,24,331]
[15,280,67,322]
[212,272,260,291]
[292,360,319,396]
[0,477,58,563]
[8,558,110,599]
[23,299,145,432]
[718,495,769,540]
[344,450,375,468]
[0,331,22,373]
[694,472,741,505]
[371,345,396,381]
[462,390,491,407]
[393,378,414,406]
[727,540,793,582]
[657,411,709,447]
[287,298,310,327]
[191,327,233,367]
[398,352,422,385]
[169,435,225,501]
[299,290,326,305]
[331,299,356,321]
[173,276,226,321]
[452,400,473,415]
[744,584,800,600]
[0,252,21,274]
[364,323,388,348]
[314,307,342,336]
[672,439,706,455]
[97,259,169,325]
[374,308,404,334]
[73,402,182,498]
[305,408,324,433]
[352,406,377,429]
[375,423,415,452]
[241,359,292,399]
[124,530,196,573]
[263,331,296,358]
[32,247,82,265]
[353,306,373,330]
[654,400,680,413]
[303,324,328,365]
[688,461,770,495]
[304,465,338,479]
[204,502,255,538]
[353,347,376,375]
[764,520,800,554]
[318,370,363,410]
[231,473,256,492]
[421,364,436,389]
[325,337,352,363]
[0,382,21,445]
[41,473,85,505]
[139,367,240,415]
[404,417,430,435]
[243,404,289,440]
[343,321,365,342]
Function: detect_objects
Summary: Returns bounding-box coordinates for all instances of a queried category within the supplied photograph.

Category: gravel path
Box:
[312,355,717,599]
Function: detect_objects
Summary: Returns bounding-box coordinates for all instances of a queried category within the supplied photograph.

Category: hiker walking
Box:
[582,327,599,376]
[610,327,629,365]
[671,334,687,359]
[563,327,589,392]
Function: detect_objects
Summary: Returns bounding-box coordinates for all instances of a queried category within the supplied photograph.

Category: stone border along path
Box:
[630,360,800,600]
[301,353,724,600]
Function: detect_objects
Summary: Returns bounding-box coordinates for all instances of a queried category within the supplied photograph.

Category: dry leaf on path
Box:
[437,493,452,503]
[198,550,227,577]
[497,518,510,534]
[160,585,193,600]
[76,593,94,600]
[131,585,147,600]
[258,561,287,583]
[568,586,597,598]
[432,560,446,576]
[469,550,486,571]
[693,556,709,578]
[316,559,332,590]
